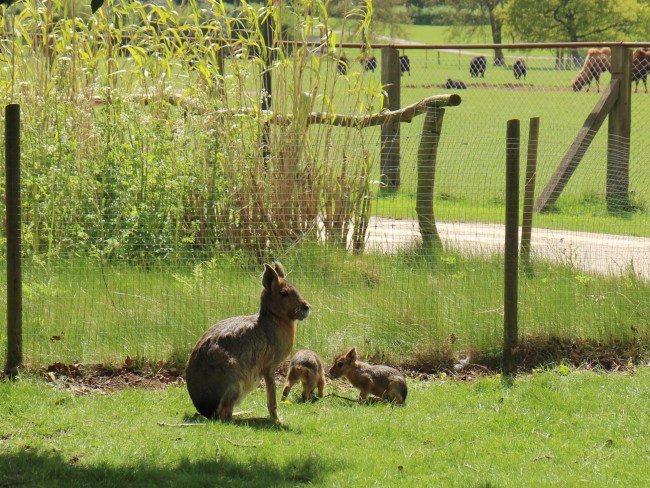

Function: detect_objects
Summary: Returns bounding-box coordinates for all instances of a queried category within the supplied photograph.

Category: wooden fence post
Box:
[416,105,445,250]
[381,46,401,189]
[607,45,631,212]
[5,104,22,376]
[503,119,520,376]
[216,40,225,99]
[260,13,273,163]
[520,117,539,272]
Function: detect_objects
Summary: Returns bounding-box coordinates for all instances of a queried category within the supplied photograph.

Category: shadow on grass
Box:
[181,412,292,431]
[0,449,333,487]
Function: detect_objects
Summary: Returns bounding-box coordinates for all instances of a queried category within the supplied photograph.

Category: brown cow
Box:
[632,48,650,93]
[571,47,611,92]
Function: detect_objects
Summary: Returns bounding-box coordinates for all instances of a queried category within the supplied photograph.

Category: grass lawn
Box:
[268,47,650,236]
[1,368,648,486]
[1,246,647,368]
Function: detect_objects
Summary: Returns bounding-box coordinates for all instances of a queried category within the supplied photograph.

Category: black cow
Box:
[337,56,349,75]
[444,78,467,89]
[361,56,378,72]
[469,56,487,78]
[513,59,527,80]
[399,55,411,76]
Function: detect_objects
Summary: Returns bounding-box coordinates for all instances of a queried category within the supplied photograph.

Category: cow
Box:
[337,55,349,76]
[513,59,527,80]
[632,48,650,93]
[444,78,467,89]
[399,55,411,76]
[571,47,611,92]
[469,56,487,78]
[361,56,377,72]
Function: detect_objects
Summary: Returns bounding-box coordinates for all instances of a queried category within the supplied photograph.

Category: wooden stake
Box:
[607,45,631,212]
[416,106,445,250]
[381,47,401,189]
[503,119,520,376]
[5,104,22,376]
[520,117,540,272]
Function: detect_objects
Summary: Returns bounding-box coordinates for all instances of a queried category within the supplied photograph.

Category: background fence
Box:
[0,5,648,371]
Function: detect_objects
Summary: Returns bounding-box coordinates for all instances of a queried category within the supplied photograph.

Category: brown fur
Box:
[281,349,326,402]
[329,348,407,404]
[186,262,311,421]
[632,48,650,93]
[571,47,611,92]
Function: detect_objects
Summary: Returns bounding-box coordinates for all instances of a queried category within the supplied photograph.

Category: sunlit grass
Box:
[1,368,648,486]
[0,244,646,368]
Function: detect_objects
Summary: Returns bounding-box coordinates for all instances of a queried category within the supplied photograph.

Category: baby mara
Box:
[281,349,326,402]
[329,348,407,404]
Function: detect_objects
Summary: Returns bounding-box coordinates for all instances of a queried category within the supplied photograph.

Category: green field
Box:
[1,245,646,368]
[1,369,649,486]
[257,40,650,236]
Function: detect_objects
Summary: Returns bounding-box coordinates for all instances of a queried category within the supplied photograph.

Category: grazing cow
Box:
[361,56,377,72]
[399,55,411,76]
[632,48,650,93]
[337,55,349,76]
[571,47,611,92]
[513,59,527,80]
[444,78,467,89]
[469,56,487,78]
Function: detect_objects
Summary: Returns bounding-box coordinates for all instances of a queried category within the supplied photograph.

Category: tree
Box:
[506,0,645,62]
[445,0,508,65]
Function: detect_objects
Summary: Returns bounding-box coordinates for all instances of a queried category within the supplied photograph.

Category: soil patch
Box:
[40,360,183,393]
[10,335,646,392]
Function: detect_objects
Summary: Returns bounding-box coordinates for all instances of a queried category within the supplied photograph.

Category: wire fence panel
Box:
[0,6,648,369]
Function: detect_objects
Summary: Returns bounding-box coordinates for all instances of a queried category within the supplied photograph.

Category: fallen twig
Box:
[325,393,359,403]
[158,422,208,427]
[533,455,555,461]
[225,437,263,448]
[232,410,254,417]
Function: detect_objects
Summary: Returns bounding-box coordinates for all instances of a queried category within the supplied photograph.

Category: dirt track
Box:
[365,217,650,279]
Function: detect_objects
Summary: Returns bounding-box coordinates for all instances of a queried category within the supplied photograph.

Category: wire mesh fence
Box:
[0,4,648,370]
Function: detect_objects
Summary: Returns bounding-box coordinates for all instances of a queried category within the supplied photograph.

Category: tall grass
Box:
[0,244,645,367]
[0,0,383,262]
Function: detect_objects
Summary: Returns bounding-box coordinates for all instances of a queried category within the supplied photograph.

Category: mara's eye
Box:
[337,361,343,367]
[280,290,289,297]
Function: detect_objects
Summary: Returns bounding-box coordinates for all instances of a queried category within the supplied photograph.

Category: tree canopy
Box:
[506,0,648,42]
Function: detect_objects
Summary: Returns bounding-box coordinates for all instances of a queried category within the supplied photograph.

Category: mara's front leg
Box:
[264,369,281,422]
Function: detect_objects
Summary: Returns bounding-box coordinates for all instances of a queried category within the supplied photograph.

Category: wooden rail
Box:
[204,94,461,127]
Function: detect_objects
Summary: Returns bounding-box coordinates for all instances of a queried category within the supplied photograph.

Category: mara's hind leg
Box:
[281,368,301,401]
[384,384,405,405]
[216,385,241,421]
[317,375,325,398]
[301,376,317,402]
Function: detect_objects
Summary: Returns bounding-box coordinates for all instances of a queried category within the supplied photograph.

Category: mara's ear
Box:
[262,263,279,291]
[346,347,357,362]
[274,261,286,279]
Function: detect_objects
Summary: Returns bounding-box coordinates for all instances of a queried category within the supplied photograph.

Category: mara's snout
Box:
[297,302,311,320]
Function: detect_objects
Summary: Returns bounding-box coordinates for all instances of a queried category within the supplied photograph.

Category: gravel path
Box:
[365,217,650,279]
